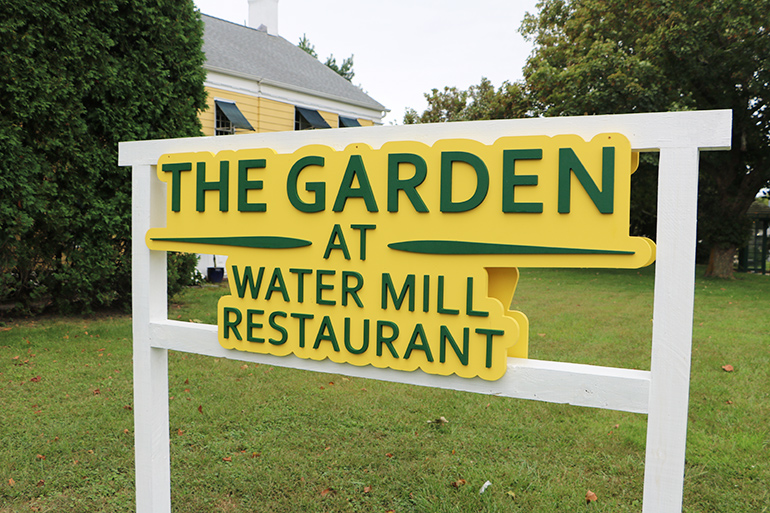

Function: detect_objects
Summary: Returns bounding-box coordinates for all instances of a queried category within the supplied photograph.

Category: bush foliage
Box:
[167,252,202,298]
[0,1,208,314]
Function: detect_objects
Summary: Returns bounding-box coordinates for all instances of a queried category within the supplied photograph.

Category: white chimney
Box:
[248,0,279,35]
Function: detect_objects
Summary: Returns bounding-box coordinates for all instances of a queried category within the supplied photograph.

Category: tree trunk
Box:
[705,244,738,279]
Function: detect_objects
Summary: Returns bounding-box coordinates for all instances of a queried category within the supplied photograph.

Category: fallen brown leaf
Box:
[722,364,734,372]
[8,478,15,487]
[36,454,45,460]
[36,480,44,487]
[586,490,598,503]
[198,405,203,414]
[30,376,42,383]
[320,487,332,497]
[363,485,372,493]
[222,456,232,462]
[451,479,467,488]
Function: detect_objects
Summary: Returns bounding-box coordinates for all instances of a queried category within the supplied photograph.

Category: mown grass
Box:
[1,267,768,512]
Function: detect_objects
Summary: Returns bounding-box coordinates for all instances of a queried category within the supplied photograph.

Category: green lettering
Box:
[440,151,489,212]
[196,161,229,212]
[502,149,543,213]
[381,273,415,311]
[289,268,312,303]
[162,162,191,212]
[287,156,325,213]
[437,276,459,315]
[265,268,289,301]
[403,324,434,362]
[333,155,378,212]
[376,320,399,358]
[323,224,351,259]
[439,326,469,366]
[232,266,264,299]
[291,313,313,348]
[238,159,267,212]
[246,309,265,343]
[316,269,336,305]
[387,153,429,212]
[314,316,340,351]
[476,328,504,368]
[268,311,288,345]
[466,277,488,317]
[558,147,615,214]
[344,318,369,354]
[223,307,242,340]
[342,271,364,307]
[350,224,375,260]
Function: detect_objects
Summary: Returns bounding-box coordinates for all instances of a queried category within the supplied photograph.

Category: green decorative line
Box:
[151,236,311,249]
[388,240,634,255]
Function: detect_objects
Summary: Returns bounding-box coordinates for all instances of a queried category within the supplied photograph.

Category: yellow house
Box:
[199,9,387,137]
[195,4,387,278]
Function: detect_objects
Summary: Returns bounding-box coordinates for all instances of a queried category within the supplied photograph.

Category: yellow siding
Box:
[201,99,216,136]
[257,98,294,132]
[318,110,338,128]
[199,86,377,135]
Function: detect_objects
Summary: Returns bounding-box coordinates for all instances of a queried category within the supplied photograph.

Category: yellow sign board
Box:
[147,134,654,380]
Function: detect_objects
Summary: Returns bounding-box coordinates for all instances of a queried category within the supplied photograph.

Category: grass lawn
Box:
[1,267,768,512]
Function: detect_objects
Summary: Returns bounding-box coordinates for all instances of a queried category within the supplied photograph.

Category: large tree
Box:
[0,0,208,313]
[403,77,530,123]
[520,0,770,277]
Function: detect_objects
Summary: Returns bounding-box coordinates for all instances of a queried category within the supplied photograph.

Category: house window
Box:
[215,104,234,135]
[339,116,361,127]
[215,99,254,135]
[295,106,331,130]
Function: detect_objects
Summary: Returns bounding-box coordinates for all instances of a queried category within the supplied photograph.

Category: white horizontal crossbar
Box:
[150,319,650,414]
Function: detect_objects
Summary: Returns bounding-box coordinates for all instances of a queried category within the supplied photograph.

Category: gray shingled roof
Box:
[201,14,386,112]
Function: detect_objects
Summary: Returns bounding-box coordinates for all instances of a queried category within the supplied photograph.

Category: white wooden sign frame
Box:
[119,109,732,512]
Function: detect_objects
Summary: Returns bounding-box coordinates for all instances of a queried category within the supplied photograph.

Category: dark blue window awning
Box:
[296,106,331,129]
[215,100,254,131]
[339,116,361,127]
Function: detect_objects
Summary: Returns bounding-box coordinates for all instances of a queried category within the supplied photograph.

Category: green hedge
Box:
[0,0,207,314]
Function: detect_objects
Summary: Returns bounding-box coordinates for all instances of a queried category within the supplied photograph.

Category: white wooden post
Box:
[131,164,172,513]
[642,146,702,511]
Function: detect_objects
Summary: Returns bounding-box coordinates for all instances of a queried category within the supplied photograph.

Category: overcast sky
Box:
[193,0,539,124]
